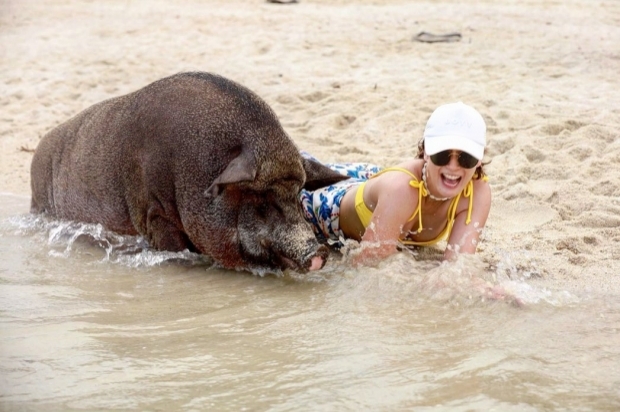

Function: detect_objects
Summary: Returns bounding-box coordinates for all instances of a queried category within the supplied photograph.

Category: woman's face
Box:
[424,150,481,198]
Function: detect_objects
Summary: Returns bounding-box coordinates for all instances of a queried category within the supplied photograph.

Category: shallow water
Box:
[1,193,618,411]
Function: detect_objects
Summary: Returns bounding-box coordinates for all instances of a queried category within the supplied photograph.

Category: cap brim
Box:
[425,135,484,160]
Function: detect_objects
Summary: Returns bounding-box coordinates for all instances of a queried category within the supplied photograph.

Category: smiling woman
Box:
[299,102,491,264]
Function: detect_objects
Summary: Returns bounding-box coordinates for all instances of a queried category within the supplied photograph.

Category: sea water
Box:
[0,193,618,411]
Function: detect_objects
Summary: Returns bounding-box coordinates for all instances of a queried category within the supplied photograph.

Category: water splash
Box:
[322,239,578,308]
[4,214,212,269]
[1,214,580,306]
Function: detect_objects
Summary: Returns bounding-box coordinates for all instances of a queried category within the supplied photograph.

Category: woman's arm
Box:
[444,179,491,261]
[354,175,418,264]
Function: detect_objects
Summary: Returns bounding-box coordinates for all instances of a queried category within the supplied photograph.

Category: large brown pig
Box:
[30,72,347,274]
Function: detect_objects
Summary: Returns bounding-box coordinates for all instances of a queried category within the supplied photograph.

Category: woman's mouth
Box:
[441,172,461,189]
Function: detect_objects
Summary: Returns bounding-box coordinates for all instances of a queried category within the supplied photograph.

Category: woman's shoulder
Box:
[382,158,424,180]
[470,176,492,208]
[472,175,491,194]
[370,158,424,196]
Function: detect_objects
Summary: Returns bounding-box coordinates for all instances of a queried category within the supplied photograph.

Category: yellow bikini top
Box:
[354,167,486,246]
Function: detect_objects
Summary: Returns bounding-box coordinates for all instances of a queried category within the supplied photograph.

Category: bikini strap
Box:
[461,175,488,225]
[408,177,427,231]
[445,178,478,237]
[400,176,489,246]
[370,167,417,180]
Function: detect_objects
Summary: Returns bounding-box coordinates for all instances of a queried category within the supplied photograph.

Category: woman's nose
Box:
[448,152,460,167]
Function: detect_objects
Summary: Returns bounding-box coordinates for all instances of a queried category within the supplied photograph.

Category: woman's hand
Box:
[349,239,399,267]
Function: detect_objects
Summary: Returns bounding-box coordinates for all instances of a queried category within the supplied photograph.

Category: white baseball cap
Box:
[423,102,486,160]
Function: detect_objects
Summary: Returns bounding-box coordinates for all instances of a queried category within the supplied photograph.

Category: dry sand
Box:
[1,0,619,294]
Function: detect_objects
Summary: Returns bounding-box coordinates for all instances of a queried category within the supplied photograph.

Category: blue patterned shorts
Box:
[299,152,382,246]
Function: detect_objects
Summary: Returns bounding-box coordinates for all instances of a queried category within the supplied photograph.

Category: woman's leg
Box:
[300,151,383,180]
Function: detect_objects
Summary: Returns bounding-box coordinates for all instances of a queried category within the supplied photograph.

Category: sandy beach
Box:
[2,0,620,294]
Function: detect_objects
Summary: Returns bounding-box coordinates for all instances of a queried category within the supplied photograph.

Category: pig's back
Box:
[30,96,140,234]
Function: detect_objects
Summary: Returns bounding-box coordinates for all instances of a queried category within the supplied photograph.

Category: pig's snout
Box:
[260,236,329,272]
[308,255,324,271]
[303,243,329,271]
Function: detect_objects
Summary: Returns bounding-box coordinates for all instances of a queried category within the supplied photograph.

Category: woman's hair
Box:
[416,138,488,180]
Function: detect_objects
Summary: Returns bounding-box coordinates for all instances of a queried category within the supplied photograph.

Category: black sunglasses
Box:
[430,150,479,169]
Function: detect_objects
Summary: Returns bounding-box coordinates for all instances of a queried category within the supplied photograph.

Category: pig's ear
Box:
[302,157,348,191]
[205,152,257,198]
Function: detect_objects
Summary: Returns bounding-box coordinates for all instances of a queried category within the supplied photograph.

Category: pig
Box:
[30,72,347,274]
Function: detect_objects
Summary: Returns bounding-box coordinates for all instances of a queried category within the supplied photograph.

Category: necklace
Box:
[422,162,450,201]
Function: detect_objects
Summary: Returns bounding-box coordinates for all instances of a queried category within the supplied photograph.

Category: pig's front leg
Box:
[146,205,195,252]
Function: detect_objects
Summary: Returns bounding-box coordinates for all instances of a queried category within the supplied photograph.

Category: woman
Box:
[299,102,491,264]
